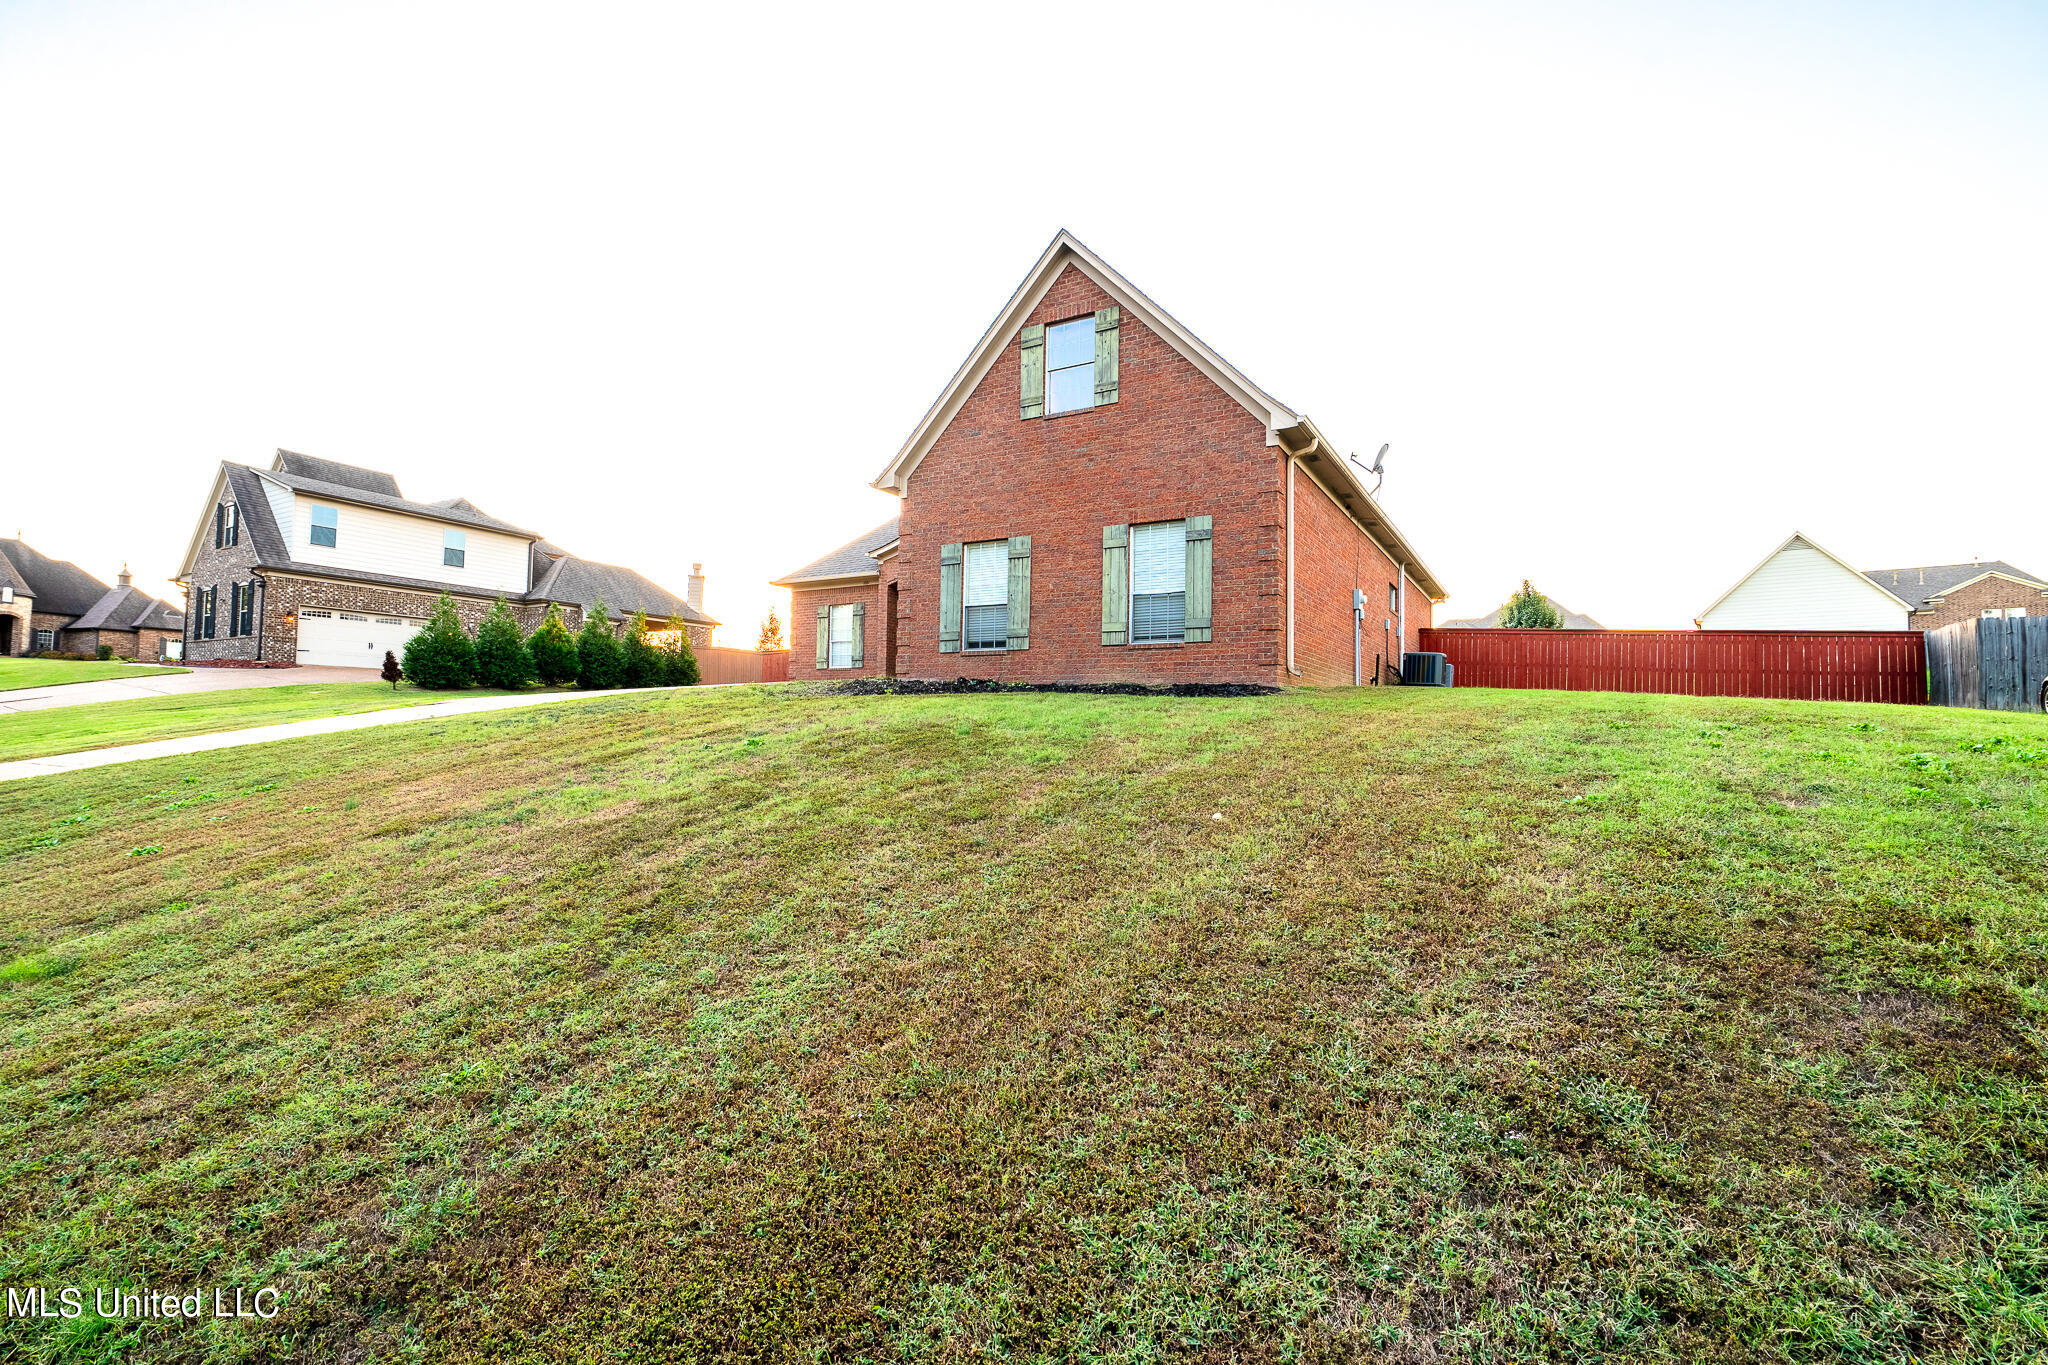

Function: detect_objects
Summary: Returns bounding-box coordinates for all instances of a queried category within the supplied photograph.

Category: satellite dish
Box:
[1350,444,1389,494]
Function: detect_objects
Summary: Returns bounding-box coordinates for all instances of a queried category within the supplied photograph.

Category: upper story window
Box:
[309,504,338,548]
[444,529,467,568]
[963,540,1009,650]
[1045,319,1095,415]
[1130,520,1187,643]
[214,502,239,548]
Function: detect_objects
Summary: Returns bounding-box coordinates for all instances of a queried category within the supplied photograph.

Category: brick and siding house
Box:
[0,540,183,660]
[1865,561,2048,631]
[773,232,1446,687]
[175,450,715,666]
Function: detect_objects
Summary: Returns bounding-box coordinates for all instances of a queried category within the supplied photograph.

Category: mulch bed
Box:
[824,677,1280,698]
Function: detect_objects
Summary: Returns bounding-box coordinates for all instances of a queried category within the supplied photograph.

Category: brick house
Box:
[1864,561,2048,631]
[773,232,1446,687]
[174,450,716,667]
[0,540,183,660]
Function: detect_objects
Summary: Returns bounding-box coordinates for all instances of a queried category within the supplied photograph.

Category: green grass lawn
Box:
[0,685,2043,1363]
[0,657,186,690]
[0,681,558,763]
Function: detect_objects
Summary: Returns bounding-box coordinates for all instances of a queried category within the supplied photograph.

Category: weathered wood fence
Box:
[695,647,790,685]
[1925,616,2048,711]
[1416,629,1928,705]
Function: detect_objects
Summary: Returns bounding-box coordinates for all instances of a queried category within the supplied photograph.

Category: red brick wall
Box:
[1906,575,2048,632]
[789,581,889,677]
[882,265,1285,686]
[1288,461,1434,686]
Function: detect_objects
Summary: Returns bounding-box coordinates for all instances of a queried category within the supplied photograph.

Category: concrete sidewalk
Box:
[0,665,384,714]
[0,686,684,783]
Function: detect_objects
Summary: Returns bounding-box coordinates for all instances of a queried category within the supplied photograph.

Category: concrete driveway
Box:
[0,665,382,714]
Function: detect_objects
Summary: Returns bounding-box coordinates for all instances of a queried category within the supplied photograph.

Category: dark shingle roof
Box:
[0,540,110,616]
[772,518,899,586]
[531,550,716,626]
[262,469,541,537]
[0,546,33,599]
[1440,594,1605,630]
[68,586,185,633]
[1863,561,2048,613]
[272,449,404,497]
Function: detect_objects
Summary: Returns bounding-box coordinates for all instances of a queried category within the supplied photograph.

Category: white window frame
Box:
[310,504,339,547]
[827,603,854,669]
[444,528,466,568]
[33,628,56,651]
[1044,317,1094,415]
[1129,520,1188,645]
[962,540,1009,651]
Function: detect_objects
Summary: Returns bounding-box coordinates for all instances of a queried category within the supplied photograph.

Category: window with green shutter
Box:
[1101,525,1129,646]
[815,604,830,669]
[1006,536,1031,650]
[939,543,963,653]
[1184,516,1212,643]
[1093,307,1119,406]
[1019,325,1045,419]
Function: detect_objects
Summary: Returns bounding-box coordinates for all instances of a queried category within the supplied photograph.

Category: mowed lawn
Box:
[0,658,185,690]
[0,686,2043,1364]
[0,681,557,763]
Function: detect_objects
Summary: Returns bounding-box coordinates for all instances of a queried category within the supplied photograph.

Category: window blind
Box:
[964,540,1008,650]
[1131,521,1187,643]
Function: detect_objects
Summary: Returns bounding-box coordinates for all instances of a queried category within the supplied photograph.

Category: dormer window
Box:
[310,504,338,548]
[444,529,466,568]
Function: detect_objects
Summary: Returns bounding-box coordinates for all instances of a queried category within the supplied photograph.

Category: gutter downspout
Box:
[1397,562,1408,676]
[1287,436,1319,678]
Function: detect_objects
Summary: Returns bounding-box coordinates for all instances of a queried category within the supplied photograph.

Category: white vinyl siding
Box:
[262,478,296,546]
[827,603,854,668]
[288,494,530,594]
[1130,520,1187,643]
[963,540,1008,650]
[1699,539,1907,630]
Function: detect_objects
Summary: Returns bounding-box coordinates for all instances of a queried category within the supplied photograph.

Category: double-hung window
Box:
[1130,520,1187,643]
[963,540,1008,650]
[444,529,466,568]
[1045,318,1094,415]
[215,502,239,548]
[33,628,56,651]
[309,504,338,548]
[236,581,254,636]
[827,604,854,669]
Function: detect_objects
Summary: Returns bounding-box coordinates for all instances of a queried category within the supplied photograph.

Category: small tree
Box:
[1497,580,1564,630]
[755,608,784,652]
[528,603,579,686]
[401,593,476,689]
[660,627,702,687]
[380,650,403,691]
[473,597,536,690]
[620,611,665,688]
[575,597,624,690]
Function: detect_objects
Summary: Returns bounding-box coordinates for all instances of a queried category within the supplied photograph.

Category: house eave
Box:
[1280,420,1448,601]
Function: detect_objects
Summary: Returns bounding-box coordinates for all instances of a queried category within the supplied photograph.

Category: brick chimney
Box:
[117,562,132,588]
[686,563,705,615]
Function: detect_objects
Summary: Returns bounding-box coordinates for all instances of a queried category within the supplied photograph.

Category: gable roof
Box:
[864,231,1445,600]
[771,518,900,587]
[0,545,34,599]
[0,539,111,616]
[527,543,716,626]
[261,466,540,537]
[1862,560,2048,612]
[69,585,182,632]
[1441,594,1605,630]
[1697,531,1914,624]
[273,448,404,497]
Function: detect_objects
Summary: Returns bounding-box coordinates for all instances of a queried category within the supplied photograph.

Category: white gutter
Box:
[1398,562,1408,673]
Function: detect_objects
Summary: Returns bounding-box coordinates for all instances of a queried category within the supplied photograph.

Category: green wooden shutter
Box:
[851,602,865,668]
[1093,306,1120,406]
[1101,524,1129,646]
[815,604,830,669]
[939,543,963,653]
[1006,536,1031,651]
[1184,516,1213,643]
[1019,324,1045,419]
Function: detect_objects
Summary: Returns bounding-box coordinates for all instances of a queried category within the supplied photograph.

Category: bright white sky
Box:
[3,0,2043,639]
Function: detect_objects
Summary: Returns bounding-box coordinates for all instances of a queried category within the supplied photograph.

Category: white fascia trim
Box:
[1282,420,1448,601]
[871,230,1301,496]
[771,573,882,591]
[1923,569,2048,603]
[1695,530,1915,623]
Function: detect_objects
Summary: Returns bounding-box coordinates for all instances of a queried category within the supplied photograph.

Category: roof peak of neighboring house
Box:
[863,230,1445,600]
[1861,560,2048,612]
[0,537,118,617]
[771,517,900,588]
[1441,593,1605,630]
[1697,530,1913,624]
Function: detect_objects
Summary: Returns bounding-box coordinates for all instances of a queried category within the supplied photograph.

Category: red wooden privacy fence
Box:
[695,646,790,685]
[1416,629,1927,705]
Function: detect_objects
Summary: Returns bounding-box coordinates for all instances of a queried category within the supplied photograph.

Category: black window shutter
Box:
[214,505,224,549]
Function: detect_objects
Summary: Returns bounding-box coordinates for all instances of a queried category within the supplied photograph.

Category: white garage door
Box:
[295,609,425,668]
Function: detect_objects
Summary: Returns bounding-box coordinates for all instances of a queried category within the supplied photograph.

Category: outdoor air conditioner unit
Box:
[1401,651,1453,687]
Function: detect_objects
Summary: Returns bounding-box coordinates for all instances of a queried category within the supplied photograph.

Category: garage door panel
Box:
[296,609,424,668]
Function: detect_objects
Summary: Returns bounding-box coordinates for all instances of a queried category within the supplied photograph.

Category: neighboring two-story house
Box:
[773,232,1446,687]
[175,450,715,666]
[0,540,183,660]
